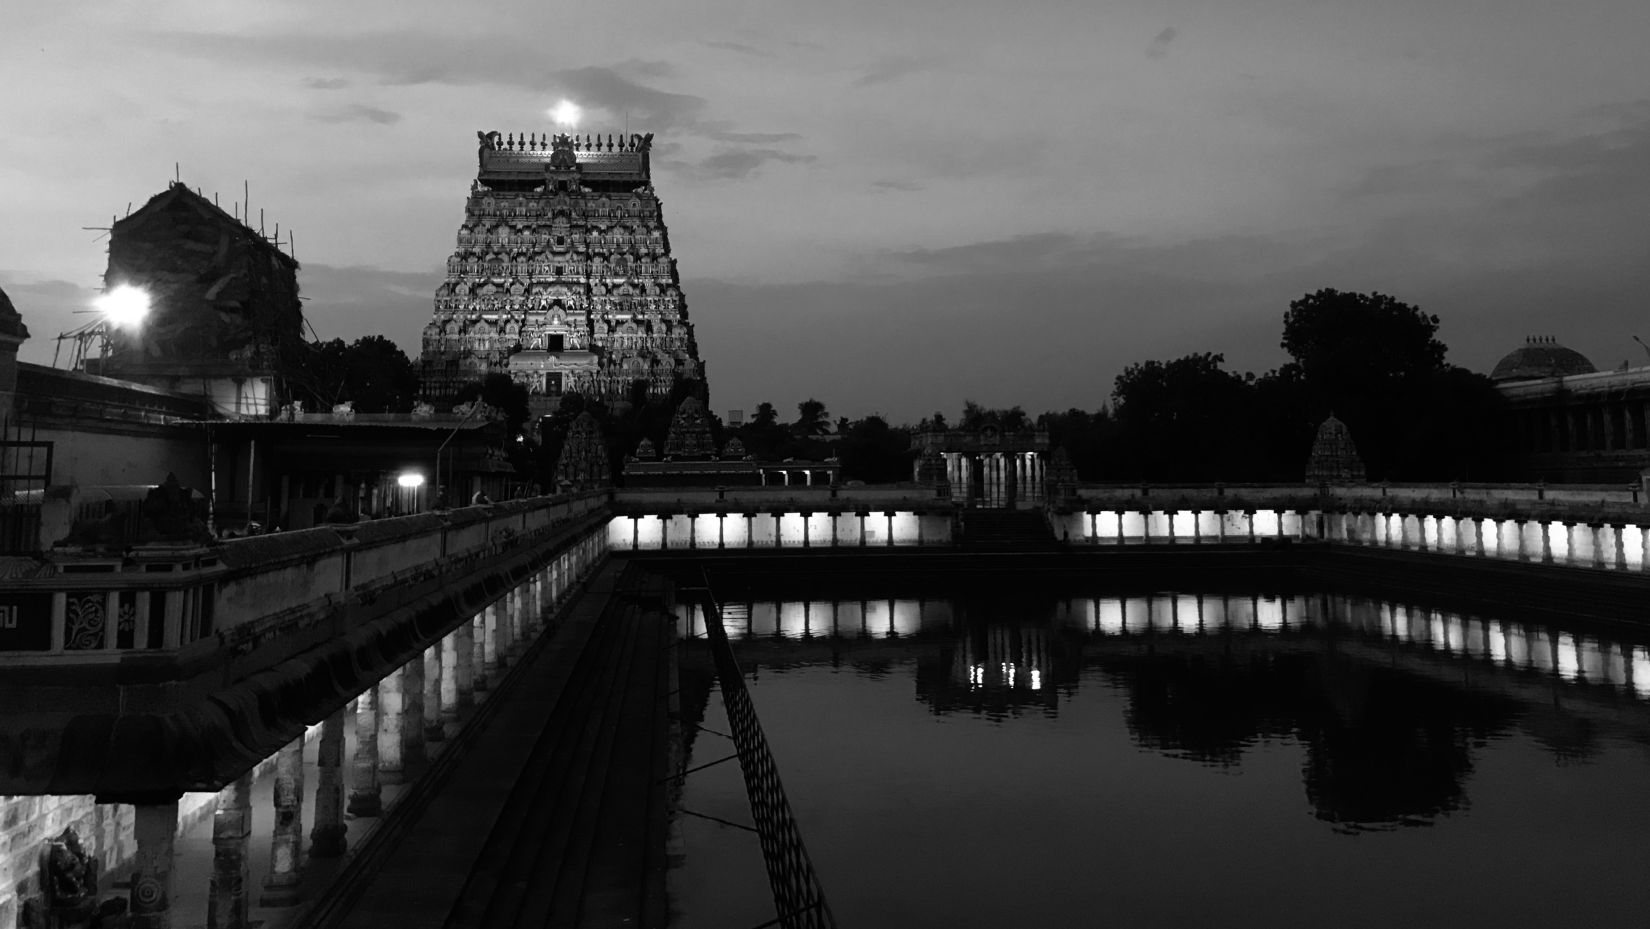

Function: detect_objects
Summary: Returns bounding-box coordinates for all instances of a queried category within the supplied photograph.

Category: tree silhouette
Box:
[795,398,830,436]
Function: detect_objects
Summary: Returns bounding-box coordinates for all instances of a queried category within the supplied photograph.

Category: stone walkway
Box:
[317,559,674,929]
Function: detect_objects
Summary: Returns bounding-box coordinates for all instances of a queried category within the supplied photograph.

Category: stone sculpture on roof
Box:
[1305,414,1367,484]
[662,396,715,460]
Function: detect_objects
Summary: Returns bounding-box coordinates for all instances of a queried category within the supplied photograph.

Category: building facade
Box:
[98,184,303,418]
[419,131,705,411]
[1491,338,1650,483]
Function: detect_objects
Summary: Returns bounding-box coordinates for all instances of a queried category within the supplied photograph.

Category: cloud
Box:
[703,40,772,58]
[310,104,402,126]
[700,128,803,144]
[302,76,350,90]
[853,56,928,88]
[1147,26,1178,59]
[676,148,817,181]
[871,179,923,192]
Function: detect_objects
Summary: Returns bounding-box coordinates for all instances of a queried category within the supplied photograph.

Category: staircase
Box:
[960,509,1059,551]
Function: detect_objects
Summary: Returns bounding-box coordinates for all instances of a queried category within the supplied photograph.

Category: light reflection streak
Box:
[706,591,1650,704]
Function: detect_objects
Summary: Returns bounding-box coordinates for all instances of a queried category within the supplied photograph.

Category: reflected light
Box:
[96,284,151,329]
[1030,668,1042,691]
[549,98,582,127]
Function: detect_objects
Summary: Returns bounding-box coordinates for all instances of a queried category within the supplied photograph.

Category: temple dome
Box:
[1491,337,1596,382]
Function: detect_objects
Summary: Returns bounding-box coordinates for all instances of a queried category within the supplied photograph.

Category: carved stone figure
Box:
[44,826,99,923]
[633,437,658,461]
[476,130,501,169]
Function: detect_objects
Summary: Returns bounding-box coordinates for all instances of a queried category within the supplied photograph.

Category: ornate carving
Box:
[1305,414,1367,484]
[554,412,611,489]
[64,596,105,650]
[663,396,716,460]
[634,437,658,461]
[721,437,749,460]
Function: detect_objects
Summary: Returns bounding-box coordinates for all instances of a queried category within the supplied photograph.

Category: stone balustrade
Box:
[0,490,609,662]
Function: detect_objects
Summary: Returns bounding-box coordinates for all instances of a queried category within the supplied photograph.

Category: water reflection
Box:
[678,589,1650,832]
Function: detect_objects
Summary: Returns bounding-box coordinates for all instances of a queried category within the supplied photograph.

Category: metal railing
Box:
[696,584,837,929]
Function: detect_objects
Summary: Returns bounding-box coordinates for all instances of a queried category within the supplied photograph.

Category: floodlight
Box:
[95,284,151,330]
[397,472,426,489]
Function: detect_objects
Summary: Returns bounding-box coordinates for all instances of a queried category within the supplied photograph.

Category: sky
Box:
[2,0,1648,424]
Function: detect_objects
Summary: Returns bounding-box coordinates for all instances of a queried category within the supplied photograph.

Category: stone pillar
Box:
[1246,511,1256,543]
[400,657,427,768]
[309,712,348,858]
[348,688,382,817]
[129,799,180,929]
[423,645,445,742]
[207,776,252,929]
[472,614,489,693]
[259,737,305,906]
[448,624,475,717]
[1614,524,1628,570]
[1591,525,1607,569]
[377,669,406,785]
[801,512,811,548]
[1540,521,1554,564]
[484,603,504,673]
[1004,452,1018,508]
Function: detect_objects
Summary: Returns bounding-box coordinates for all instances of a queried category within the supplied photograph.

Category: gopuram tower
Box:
[420,130,706,410]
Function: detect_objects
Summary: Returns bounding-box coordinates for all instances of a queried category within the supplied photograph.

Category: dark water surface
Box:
[667,591,1650,929]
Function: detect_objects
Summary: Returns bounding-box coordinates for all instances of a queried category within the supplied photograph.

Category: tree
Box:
[837,416,913,483]
[1280,289,1447,396]
[752,402,779,428]
[1276,289,1503,480]
[287,336,419,413]
[795,398,829,437]
[1110,353,1260,481]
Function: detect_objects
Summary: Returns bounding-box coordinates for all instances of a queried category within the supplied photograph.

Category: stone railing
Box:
[0,490,611,662]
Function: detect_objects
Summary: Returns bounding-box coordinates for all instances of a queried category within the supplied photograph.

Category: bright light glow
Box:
[396,472,424,489]
[95,284,151,329]
[549,99,582,127]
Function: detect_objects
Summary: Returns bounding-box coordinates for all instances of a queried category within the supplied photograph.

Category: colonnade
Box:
[1053,505,1650,572]
[105,531,603,929]
[1328,511,1650,570]
[607,510,953,550]
[941,452,1045,507]
[1055,508,1313,544]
